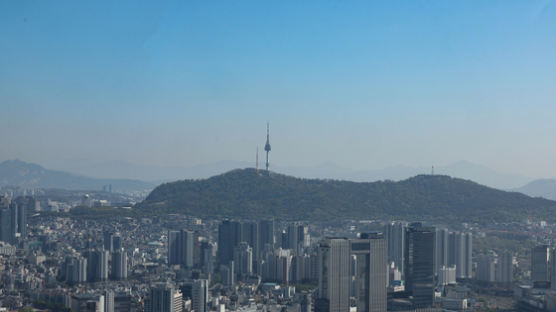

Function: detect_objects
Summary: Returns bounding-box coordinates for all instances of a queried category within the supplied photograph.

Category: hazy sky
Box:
[1,0,556,177]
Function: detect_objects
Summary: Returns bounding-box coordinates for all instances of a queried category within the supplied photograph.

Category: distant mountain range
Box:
[57,159,532,189]
[139,169,556,223]
[512,179,556,201]
[4,159,556,202]
[0,159,154,193]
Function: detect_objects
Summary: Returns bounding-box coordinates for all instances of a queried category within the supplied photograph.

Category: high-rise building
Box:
[454,232,465,279]
[551,249,556,291]
[104,232,114,252]
[9,203,17,243]
[145,284,183,312]
[0,206,12,243]
[88,250,109,282]
[113,235,122,250]
[351,233,387,312]
[448,232,473,279]
[200,241,215,275]
[316,238,351,312]
[111,249,128,280]
[233,242,253,279]
[115,293,133,312]
[168,231,180,265]
[182,230,195,268]
[435,228,448,277]
[476,255,495,282]
[168,230,197,268]
[242,221,259,271]
[298,224,310,248]
[292,254,304,283]
[221,261,235,287]
[384,222,405,278]
[438,265,456,286]
[404,223,436,308]
[496,251,513,285]
[531,245,551,287]
[0,202,27,244]
[105,290,115,312]
[16,203,26,239]
[217,220,242,265]
[191,279,208,312]
[287,223,299,251]
[65,257,87,284]
[464,233,472,279]
[281,230,288,249]
[77,257,88,283]
[276,252,292,284]
[285,223,309,252]
[259,220,275,250]
[301,293,312,312]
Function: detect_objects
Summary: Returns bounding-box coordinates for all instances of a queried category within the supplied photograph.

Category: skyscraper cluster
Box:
[0,197,27,245]
[476,251,514,286]
[434,229,473,280]
[59,234,128,284]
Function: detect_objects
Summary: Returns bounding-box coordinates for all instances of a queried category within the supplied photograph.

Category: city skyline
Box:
[2,1,556,177]
[3,1,556,311]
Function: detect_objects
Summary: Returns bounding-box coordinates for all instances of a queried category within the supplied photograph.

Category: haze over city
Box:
[2,0,556,179]
[5,2,556,312]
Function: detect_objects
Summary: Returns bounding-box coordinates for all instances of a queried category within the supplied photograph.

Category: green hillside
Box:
[138,168,556,222]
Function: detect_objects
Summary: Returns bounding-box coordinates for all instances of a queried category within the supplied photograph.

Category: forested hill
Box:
[138,168,556,222]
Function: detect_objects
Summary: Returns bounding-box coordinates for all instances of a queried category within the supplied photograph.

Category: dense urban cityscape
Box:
[4,1,556,312]
[1,186,556,312]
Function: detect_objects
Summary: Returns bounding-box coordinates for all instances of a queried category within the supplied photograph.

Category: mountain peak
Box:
[0,159,153,192]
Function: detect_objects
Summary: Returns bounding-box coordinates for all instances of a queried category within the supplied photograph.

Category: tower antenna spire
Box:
[264,122,271,172]
[256,146,259,171]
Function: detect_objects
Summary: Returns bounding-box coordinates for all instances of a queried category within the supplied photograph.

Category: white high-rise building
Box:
[317,238,351,312]
[435,228,449,277]
[447,231,472,279]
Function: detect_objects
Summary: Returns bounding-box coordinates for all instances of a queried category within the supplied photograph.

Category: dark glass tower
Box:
[404,223,436,308]
[217,220,243,265]
[259,219,275,250]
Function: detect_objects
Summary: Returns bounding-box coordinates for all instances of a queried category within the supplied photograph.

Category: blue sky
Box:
[1,0,556,177]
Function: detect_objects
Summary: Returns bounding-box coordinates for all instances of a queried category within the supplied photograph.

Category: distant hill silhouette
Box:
[513,179,556,201]
[139,168,556,222]
[59,159,532,189]
[0,159,153,193]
